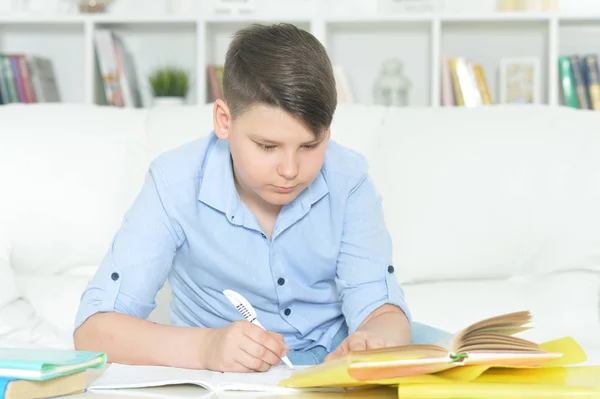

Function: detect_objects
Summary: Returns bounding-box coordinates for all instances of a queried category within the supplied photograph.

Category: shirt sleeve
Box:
[74,163,185,332]
[335,172,412,334]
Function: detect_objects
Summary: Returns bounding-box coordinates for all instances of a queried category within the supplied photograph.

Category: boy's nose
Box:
[277,154,299,180]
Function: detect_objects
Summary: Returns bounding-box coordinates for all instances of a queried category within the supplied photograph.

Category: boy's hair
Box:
[223,23,337,137]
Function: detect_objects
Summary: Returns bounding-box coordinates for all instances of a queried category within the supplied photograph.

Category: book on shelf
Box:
[442,55,492,107]
[94,28,142,108]
[207,64,224,102]
[0,54,60,106]
[279,310,588,388]
[559,54,600,111]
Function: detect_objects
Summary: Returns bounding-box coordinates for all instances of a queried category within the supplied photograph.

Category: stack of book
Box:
[0,348,106,399]
[94,28,142,108]
[0,54,60,105]
[441,56,493,107]
[558,54,600,111]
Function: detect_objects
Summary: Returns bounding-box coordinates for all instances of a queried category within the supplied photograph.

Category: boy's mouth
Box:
[272,185,297,193]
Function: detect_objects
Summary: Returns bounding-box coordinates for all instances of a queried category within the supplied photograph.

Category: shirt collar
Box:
[198,136,244,225]
[198,134,330,224]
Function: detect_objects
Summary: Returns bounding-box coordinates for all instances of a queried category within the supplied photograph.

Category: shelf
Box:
[0,23,86,103]
[206,15,312,24]
[442,19,550,105]
[326,15,435,23]
[439,12,553,22]
[0,15,86,24]
[91,15,198,24]
[2,5,600,108]
[1,12,600,25]
[327,21,432,107]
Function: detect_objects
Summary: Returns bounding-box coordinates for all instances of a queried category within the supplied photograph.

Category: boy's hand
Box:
[200,321,288,372]
[324,330,390,362]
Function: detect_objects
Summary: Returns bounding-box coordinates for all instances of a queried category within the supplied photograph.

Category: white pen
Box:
[223,289,295,369]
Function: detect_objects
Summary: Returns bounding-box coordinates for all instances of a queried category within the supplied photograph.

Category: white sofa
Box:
[0,103,599,365]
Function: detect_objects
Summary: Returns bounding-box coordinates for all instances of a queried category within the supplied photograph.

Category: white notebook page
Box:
[89,363,334,393]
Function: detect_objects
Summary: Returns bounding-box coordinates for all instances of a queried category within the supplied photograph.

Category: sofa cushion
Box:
[0,299,71,349]
[371,105,600,284]
[0,104,148,275]
[144,104,214,162]
[403,270,600,351]
[0,226,17,308]
[15,274,91,337]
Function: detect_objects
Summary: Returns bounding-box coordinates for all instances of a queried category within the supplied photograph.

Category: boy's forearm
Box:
[74,312,211,369]
[357,304,411,345]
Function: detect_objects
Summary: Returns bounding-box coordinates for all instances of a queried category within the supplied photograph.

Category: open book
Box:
[89,363,342,394]
[280,311,572,387]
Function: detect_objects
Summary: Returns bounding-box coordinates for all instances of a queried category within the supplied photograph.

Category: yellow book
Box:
[473,65,493,105]
[2,371,87,399]
[448,57,464,106]
[280,311,587,389]
[397,382,600,399]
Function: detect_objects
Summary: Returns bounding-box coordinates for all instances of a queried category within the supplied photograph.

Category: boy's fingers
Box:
[366,338,386,350]
[325,338,349,361]
[244,325,287,358]
[269,332,288,353]
[241,337,282,366]
[349,337,367,352]
[236,348,271,372]
[324,348,340,362]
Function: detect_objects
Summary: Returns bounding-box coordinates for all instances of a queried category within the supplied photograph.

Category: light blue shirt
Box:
[75,131,411,352]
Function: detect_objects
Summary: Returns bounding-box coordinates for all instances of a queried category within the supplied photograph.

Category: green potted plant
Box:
[148,66,190,106]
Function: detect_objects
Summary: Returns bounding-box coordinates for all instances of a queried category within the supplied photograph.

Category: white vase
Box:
[152,97,185,106]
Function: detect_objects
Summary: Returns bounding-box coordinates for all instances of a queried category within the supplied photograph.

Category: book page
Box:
[453,311,541,353]
[89,363,334,393]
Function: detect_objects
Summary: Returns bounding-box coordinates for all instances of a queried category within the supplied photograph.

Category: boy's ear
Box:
[213,99,231,140]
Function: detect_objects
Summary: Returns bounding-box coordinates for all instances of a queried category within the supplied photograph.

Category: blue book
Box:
[0,348,106,381]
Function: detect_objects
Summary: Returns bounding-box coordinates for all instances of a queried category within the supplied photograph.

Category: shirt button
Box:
[111,272,120,281]
[277,278,285,286]
[284,308,291,316]
[388,265,395,273]
[261,233,267,239]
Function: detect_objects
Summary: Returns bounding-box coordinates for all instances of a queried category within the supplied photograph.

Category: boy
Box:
[74,23,448,372]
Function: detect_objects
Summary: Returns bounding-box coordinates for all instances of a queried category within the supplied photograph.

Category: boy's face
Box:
[214,100,330,208]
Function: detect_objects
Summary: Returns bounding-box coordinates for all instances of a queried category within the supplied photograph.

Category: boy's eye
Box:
[302,143,319,150]
[257,143,276,151]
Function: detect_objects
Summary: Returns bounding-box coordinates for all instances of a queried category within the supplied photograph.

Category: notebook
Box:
[89,363,342,393]
[0,348,107,381]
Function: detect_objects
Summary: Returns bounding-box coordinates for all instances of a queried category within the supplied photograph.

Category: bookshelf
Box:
[1,3,600,108]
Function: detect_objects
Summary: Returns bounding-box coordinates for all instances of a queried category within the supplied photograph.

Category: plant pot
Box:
[153,97,185,106]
